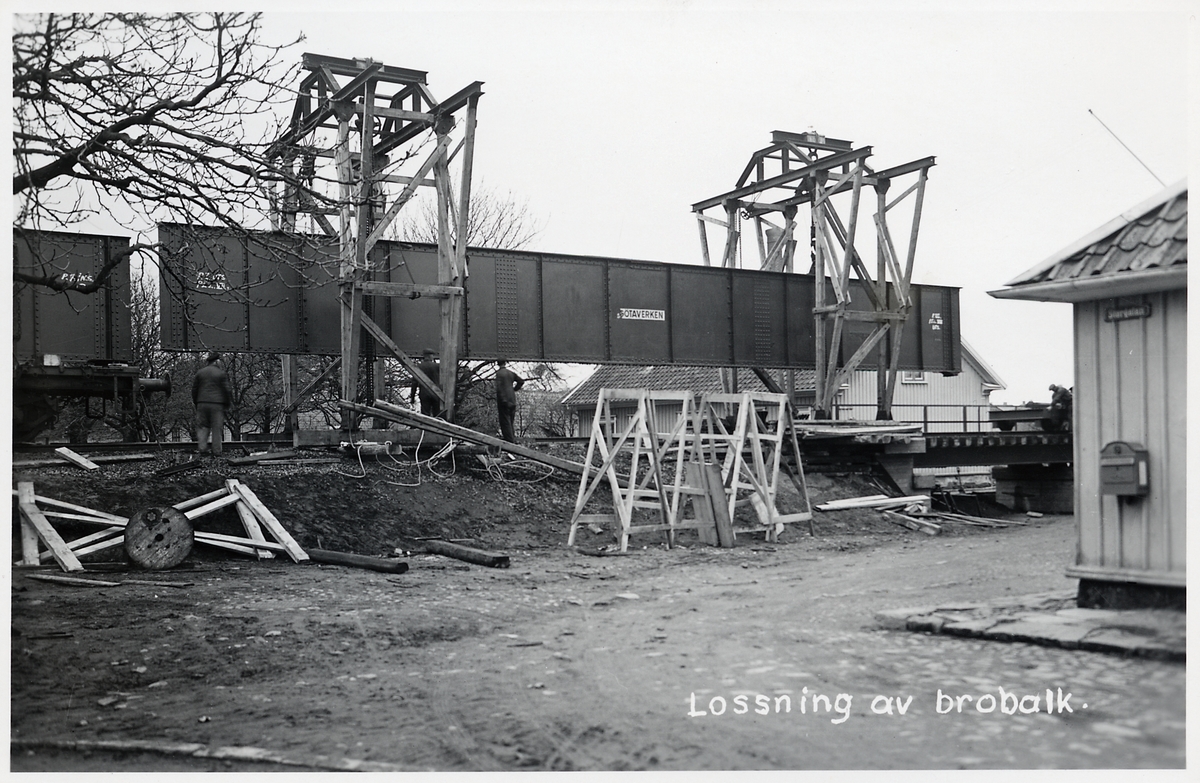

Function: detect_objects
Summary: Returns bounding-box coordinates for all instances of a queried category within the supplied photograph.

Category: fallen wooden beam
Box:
[13,452,157,469]
[53,447,99,470]
[227,450,299,466]
[26,574,118,587]
[423,539,510,568]
[17,483,83,572]
[343,400,586,476]
[308,549,410,574]
[882,510,941,535]
[155,460,204,477]
[26,574,194,589]
[257,458,341,466]
[227,481,309,562]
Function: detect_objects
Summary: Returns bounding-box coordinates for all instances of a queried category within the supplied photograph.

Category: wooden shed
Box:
[989,180,1187,608]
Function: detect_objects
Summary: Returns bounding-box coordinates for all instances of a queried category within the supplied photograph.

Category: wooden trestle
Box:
[568,390,813,552]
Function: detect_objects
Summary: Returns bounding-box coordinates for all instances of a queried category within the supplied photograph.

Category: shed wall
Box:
[1071,289,1186,585]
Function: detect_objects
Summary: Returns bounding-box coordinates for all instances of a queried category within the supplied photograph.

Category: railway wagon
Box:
[12,229,167,441]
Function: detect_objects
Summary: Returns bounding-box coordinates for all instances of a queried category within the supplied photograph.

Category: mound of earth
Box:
[13,445,1004,566]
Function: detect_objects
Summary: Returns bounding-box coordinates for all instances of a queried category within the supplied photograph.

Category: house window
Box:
[901,371,927,384]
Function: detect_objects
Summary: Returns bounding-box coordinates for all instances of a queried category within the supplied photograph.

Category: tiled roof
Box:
[560,365,818,407]
[1002,181,1187,289]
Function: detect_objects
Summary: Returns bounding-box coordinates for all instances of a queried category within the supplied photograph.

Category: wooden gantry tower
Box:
[692,131,934,419]
[266,53,482,425]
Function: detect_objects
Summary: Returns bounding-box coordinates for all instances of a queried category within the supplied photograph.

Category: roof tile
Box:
[1022,190,1187,285]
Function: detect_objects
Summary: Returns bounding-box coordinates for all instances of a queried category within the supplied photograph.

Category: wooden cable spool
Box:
[124,506,194,570]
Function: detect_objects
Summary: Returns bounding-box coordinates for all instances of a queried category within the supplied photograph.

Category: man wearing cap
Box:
[1049,383,1073,432]
[495,359,525,443]
[192,351,233,456]
[411,349,442,417]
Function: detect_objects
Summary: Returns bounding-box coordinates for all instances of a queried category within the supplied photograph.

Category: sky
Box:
[251,0,1190,405]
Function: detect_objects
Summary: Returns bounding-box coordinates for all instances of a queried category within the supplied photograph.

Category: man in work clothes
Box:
[1049,383,1073,432]
[192,351,233,456]
[494,359,525,443]
[410,349,441,417]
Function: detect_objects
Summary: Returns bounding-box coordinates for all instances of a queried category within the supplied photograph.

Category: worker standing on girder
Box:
[193,351,233,457]
[495,359,525,443]
[411,349,441,418]
[1049,384,1073,432]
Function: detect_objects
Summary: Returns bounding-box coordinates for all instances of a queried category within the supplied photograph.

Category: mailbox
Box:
[1099,441,1149,497]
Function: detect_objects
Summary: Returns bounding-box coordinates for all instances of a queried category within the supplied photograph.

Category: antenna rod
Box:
[1088,109,1166,187]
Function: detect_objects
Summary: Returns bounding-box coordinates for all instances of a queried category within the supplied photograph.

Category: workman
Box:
[411,349,441,417]
[192,351,233,457]
[1049,383,1073,432]
[494,359,525,443]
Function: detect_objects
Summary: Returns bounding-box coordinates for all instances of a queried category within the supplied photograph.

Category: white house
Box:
[561,338,1004,438]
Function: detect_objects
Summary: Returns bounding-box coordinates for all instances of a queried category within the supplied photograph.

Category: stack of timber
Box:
[340,399,586,476]
[907,510,1024,529]
[12,479,309,572]
[813,494,931,512]
[813,493,939,535]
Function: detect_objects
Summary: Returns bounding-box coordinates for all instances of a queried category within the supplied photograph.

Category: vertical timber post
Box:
[282,355,299,438]
[335,100,360,430]
[875,177,892,420]
[434,114,460,422]
[812,197,828,419]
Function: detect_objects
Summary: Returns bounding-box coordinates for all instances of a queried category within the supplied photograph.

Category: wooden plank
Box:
[882,510,940,535]
[27,574,120,588]
[227,450,299,466]
[702,462,736,548]
[40,527,125,563]
[814,494,930,511]
[172,488,231,513]
[282,357,341,416]
[685,462,718,546]
[227,481,309,562]
[182,493,241,521]
[357,400,587,475]
[257,458,341,466]
[53,447,100,470]
[194,530,284,554]
[18,500,84,572]
[66,533,126,559]
[228,479,270,560]
[17,483,41,566]
[12,453,156,468]
[355,281,463,299]
[358,314,443,404]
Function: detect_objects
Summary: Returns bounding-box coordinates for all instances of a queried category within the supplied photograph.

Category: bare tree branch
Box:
[13,12,304,292]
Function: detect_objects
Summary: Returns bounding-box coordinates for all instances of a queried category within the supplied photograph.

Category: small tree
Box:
[393,184,543,250]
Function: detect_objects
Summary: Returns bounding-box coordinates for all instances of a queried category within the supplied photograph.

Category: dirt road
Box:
[10,506,1184,771]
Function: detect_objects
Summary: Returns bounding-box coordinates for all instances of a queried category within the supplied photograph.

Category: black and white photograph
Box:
[8,1,1191,775]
